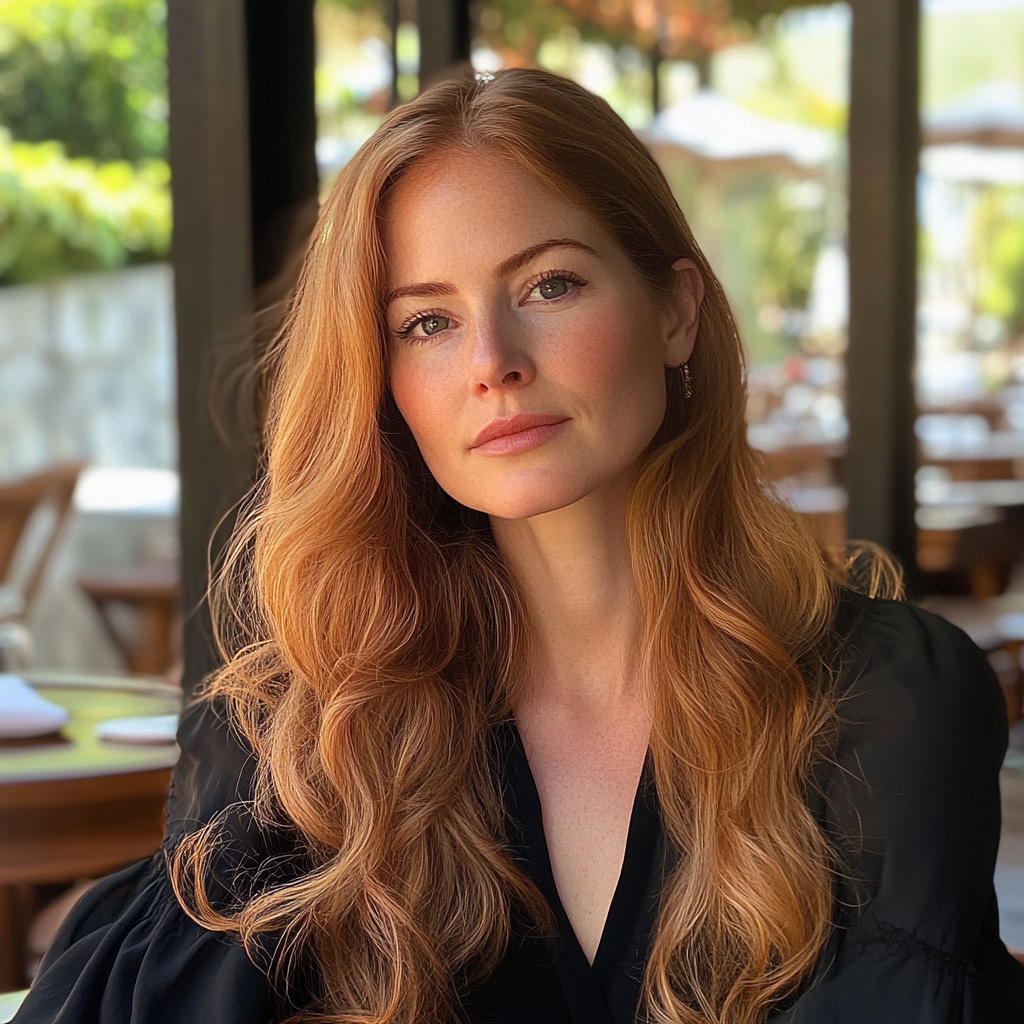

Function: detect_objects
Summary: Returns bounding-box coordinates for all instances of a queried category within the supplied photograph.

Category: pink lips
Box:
[471,413,570,455]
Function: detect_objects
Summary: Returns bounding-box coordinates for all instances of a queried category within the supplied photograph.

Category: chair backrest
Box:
[0,463,84,610]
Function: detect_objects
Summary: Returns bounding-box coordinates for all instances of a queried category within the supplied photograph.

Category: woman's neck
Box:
[490,473,643,710]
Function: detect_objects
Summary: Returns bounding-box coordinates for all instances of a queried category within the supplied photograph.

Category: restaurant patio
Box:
[4,0,1024,1011]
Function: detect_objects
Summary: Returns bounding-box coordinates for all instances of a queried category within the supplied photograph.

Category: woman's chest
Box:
[515,705,650,965]
[479,717,669,1024]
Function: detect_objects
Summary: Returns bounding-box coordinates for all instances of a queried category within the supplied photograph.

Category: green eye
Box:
[420,315,449,335]
[538,277,569,299]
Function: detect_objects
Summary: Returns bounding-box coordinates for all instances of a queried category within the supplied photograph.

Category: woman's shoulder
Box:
[823,587,1007,842]
[805,589,1023,1021]
[13,853,277,1024]
[835,585,990,671]
[785,589,1024,1021]
[831,587,1007,760]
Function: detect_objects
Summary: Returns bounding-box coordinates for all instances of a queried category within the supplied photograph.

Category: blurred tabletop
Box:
[0,673,180,789]
[0,673,180,991]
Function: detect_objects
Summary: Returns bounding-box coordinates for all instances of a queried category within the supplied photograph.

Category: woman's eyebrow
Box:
[386,281,456,306]
[385,239,599,308]
[494,238,599,278]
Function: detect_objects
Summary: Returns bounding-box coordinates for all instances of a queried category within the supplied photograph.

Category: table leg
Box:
[970,562,1003,600]
[0,884,26,992]
[136,600,174,676]
[1005,641,1024,725]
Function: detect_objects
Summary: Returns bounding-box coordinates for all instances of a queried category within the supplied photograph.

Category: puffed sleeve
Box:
[13,700,285,1024]
[13,855,275,1024]
[777,592,1024,1023]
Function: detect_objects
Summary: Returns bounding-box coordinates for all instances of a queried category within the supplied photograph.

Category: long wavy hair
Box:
[170,69,840,1024]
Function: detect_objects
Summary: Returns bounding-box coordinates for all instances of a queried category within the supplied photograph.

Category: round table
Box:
[0,673,180,991]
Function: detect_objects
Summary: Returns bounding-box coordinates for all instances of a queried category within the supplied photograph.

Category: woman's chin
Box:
[464,486,597,523]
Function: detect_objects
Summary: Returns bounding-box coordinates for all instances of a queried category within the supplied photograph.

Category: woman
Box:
[17,69,1024,1024]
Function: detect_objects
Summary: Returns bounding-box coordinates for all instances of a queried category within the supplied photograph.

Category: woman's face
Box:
[384,150,699,521]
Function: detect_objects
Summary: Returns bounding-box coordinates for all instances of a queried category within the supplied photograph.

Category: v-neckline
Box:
[501,720,667,1024]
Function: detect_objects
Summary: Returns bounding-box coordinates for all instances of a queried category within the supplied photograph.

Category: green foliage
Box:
[976,189,1024,335]
[740,79,845,133]
[474,0,635,66]
[751,178,825,310]
[0,0,167,162]
[0,132,170,284]
[922,7,1024,112]
[319,0,384,14]
[729,0,826,27]
[735,18,847,132]
[0,0,169,281]
[711,176,826,364]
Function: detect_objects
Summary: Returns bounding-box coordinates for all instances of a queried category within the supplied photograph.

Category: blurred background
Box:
[4,0,1024,1005]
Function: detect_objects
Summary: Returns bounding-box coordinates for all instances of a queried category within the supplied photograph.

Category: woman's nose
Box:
[469,320,535,394]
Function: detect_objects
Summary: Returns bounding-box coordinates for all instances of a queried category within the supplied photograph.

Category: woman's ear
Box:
[663,257,705,368]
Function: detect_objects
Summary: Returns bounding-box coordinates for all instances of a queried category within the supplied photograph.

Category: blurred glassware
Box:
[0,584,33,672]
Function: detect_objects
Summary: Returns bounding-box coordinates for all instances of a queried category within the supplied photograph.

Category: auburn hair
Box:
[171,68,839,1024]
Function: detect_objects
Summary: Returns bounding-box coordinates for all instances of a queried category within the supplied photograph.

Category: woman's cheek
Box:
[392,363,458,467]
[553,313,647,398]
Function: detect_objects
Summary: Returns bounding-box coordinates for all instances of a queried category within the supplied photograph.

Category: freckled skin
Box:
[384,151,686,521]
[383,150,703,965]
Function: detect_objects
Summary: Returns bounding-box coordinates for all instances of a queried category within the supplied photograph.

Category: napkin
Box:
[0,674,70,738]
[95,714,179,745]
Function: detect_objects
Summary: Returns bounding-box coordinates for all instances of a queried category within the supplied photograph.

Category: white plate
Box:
[96,714,179,746]
[0,674,70,738]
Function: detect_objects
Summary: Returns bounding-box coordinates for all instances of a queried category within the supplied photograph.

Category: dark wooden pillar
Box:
[418,0,471,90]
[247,0,319,291]
[845,0,920,586]
[169,0,317,696]
[168,0,254,696]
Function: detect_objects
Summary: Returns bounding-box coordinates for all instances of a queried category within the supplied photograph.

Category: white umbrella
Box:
[645,89,833,177]
[924,82,1024,148]
[922,144,1024,185]
[921,84,1024,185]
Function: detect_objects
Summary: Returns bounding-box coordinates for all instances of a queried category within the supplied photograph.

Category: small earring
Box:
[682,362,693,400]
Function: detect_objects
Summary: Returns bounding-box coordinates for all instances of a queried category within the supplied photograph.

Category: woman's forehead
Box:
[382,152,610,282]
[386,151,582,229]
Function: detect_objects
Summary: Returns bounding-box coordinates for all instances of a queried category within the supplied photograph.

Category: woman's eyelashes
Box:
[392,270,588,340]
[395,311,454,340]
[522,269,588,305]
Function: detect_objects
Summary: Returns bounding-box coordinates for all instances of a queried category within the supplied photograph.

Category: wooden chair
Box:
[757,442,845,487]
[917,504,1024,599]
[76,564,180,677]
[755,443,848,560]
[0,464,84,612]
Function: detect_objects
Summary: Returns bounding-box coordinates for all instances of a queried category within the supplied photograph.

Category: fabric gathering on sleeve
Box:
[14,853,277,1024]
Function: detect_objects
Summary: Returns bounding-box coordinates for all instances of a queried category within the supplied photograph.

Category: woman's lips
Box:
[471,413,570,455]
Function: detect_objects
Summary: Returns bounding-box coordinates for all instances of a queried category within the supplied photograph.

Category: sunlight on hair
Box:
[842,540,906,601]
[170,68,844,1024]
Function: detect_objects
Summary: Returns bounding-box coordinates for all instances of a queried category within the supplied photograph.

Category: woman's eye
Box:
[399,313,450,338]
[419,315,449,336]
[535,277,570,300]
[525,273,585,304]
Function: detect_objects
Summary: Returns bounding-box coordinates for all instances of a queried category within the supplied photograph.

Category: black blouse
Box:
[15,591,1024,1023]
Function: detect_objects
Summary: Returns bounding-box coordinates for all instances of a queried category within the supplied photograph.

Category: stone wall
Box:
[0,263,176,481]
